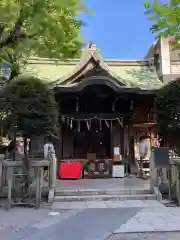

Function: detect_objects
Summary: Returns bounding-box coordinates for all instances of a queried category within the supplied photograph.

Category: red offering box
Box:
[59,162,83,179]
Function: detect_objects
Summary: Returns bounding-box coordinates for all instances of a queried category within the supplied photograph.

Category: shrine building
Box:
[26,43,164,178]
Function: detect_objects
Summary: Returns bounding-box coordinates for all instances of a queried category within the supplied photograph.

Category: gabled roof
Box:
[58,43,127,86]
[22,43,164,90]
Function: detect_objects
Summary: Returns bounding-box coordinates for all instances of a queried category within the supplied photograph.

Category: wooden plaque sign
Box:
[151,147,170,168]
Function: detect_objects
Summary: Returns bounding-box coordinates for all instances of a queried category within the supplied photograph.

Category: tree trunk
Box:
[9,68,19,82]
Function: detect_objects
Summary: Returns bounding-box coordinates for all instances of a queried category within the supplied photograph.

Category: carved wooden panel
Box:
[133,105,155,123]
[83,159,112,178]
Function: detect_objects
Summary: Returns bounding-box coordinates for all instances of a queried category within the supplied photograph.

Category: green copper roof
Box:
[109,65,163,89]
[21,55,163,90]
[22,59,75,83]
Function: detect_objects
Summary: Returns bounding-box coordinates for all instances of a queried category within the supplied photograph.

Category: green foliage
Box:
[0,48,24,82]
[144,0,180,49]
[0,76,59,138]
[0,0,86,59]
[154,78,180,141]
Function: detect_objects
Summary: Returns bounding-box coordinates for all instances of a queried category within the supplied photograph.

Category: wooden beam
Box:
[133,123,156,127]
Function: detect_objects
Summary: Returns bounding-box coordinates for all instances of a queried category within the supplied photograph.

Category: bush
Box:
[0,76,59,138]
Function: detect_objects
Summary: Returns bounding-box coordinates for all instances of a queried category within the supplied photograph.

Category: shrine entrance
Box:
[86,119,111,159]
[55,79,135,178]
[72,118,112,178]
[73,119,111,159]
[54,44,157,179]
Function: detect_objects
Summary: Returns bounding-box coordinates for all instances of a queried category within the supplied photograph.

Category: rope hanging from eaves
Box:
[63,115,124,132]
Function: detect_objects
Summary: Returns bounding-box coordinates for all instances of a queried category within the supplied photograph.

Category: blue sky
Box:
[81,0,156,60]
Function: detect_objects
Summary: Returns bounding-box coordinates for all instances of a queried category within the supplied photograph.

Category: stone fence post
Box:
[48,153,57,203]
[150,149,157,189]
[173,158,180,205]
[0,154,5,193]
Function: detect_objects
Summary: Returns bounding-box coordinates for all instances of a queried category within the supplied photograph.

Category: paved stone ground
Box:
[0,208,79,239]
[113,207,180,233]
[1,207,142,240]
[2,203,180,239]
[108,232,180,240]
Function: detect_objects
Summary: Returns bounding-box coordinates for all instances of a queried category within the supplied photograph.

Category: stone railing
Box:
[2,159,49,209]
[0,152,57,208]
[28,152,57,202]
[150,149,180,204]
[169,158,180,205]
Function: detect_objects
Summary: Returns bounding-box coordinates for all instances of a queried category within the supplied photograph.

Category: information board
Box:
[151,147,170,168]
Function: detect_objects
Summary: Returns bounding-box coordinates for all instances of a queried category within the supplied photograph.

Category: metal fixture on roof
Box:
[88,42,96,50]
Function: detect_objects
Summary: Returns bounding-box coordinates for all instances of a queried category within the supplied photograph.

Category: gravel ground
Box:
[108,232,180,240]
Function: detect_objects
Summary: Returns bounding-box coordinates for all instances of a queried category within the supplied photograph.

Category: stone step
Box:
[52,199,164,210]
[55,189,152,196]
[54,193,156,202]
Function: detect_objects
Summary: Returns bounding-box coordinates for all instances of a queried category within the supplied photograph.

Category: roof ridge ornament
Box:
[94,60,101,72]
[88,42,96,50]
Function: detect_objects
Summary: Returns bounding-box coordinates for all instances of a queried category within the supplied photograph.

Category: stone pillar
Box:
[0,154,4,193]
[48,153,57,203]
[150,149,157,189]
[49,153,57,189]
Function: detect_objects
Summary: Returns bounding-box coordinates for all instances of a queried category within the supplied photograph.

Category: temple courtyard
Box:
[1,206,180,239]
[0,178,179,239]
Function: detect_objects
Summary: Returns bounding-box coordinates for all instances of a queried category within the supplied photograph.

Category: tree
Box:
[0,76,60,201]
[0,76,59,161]
[0,0,85,59]
[144,0,180,49]
[154,78,180,151]
[0,76,59,136]
[0,48,22,83]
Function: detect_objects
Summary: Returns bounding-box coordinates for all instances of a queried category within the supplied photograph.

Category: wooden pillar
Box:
[62,130,74,158]
[128,125,134,163]
[148,126,155,146]
[111,122,121,161]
